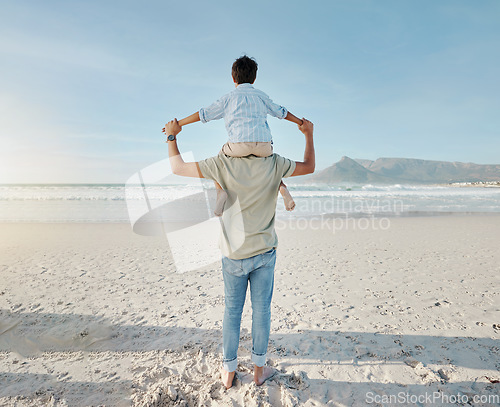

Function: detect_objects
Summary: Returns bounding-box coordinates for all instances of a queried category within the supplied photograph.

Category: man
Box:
[162,118,315,389]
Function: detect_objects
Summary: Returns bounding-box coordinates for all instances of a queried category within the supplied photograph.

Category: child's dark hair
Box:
[232,55,258,84]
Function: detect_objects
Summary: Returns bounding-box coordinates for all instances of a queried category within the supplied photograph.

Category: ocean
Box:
[0,184,499,223]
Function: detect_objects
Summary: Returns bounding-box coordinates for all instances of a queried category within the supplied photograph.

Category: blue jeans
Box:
[221,248,276,372]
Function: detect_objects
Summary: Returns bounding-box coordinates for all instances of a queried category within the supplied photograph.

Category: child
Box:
[175,55,302,216]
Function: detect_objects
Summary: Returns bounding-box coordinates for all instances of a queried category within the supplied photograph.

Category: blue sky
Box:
[1,0,499,183]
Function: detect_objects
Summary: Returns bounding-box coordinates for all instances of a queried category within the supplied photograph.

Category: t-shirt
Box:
[198,153,296,260]
[198,83,288,143]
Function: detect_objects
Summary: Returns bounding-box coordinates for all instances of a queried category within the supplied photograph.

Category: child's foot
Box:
[279,185,295,211]
[215,189,228,217]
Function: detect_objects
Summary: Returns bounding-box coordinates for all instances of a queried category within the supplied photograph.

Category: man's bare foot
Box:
[215,189,228,217]
[220,368,235,389]
[254,365,276,386]
[279,184,295,211]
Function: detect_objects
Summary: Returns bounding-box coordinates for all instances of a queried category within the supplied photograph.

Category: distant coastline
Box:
[444,181,500,188]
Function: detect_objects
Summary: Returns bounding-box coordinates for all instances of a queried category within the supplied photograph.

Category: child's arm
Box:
[178,112,200,127]
[284,111,304,126]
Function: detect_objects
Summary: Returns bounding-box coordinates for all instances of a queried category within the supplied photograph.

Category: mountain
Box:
[359,158,500,183]
[352,159,374,168]
[309,156,394,184]
[307,157,500,185]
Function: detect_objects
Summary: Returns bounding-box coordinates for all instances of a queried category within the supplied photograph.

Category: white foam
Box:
[1,184,499,222]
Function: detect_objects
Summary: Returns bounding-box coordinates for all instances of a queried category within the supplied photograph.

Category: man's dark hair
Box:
[232,55,258,84]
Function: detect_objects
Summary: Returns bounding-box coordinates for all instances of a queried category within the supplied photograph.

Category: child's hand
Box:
[162,118,182,136]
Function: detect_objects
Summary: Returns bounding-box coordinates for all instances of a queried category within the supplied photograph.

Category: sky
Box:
[1,0,499,183]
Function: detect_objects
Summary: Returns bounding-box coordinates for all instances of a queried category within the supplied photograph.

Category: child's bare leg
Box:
[279,181,295,211]
[214,181,228,217]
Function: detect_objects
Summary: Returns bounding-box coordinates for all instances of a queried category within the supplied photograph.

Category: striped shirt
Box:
[199,83,288,143]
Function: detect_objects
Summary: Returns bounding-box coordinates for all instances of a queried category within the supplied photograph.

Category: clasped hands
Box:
[162,119,182,137]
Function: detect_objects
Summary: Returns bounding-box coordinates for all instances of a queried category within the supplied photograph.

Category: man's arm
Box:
[290,118,315,176]
[284,111,304,126]
[163,119,204,178]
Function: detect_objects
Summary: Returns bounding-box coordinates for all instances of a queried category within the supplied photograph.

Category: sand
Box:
[0,215,499,406]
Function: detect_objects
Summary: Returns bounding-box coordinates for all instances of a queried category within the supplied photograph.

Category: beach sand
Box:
[1,215,499,406]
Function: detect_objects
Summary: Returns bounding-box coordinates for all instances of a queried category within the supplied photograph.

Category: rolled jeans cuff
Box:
[223,357,238,373]
[251,352,267,368]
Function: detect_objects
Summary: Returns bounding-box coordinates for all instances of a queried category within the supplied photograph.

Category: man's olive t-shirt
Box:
[198,153,296,260]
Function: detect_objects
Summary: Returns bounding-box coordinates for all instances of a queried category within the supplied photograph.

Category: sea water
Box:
[0,184,499,223]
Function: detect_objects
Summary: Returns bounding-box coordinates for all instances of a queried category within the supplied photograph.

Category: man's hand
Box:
[298,118,313,138]
[164,118,204,178]
[162,119,182,137]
